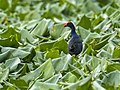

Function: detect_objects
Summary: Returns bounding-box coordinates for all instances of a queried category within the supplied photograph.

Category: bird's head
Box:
[64,22,74,28]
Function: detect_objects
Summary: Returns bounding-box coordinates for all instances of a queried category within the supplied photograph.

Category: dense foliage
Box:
[0,0,120,90]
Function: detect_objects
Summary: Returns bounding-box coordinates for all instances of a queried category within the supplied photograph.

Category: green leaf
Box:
[102,70,120,89]
[0,27,21,42]
[45,74,61,83]
[10,79,28,90]
[24,20,39,30]
[92,15,104,27]
[21,59,55,82]
[37,38,68,54]
[30,81,60,90]
[0,0,9,10]
[36,40,56,51]
[39,59,55,80]
[0,69,9,83]
[52,55,72,72]
[20,67,41,83]
[77,15,91,30]
[5,57,21,72]
[83,45,94,55]
[50,24,69,39]
[31,19,53,37]
[0,50,11,62]
[23,47,36,63]
[97,49,112,59]
[53,39,68,54]
[1,47,30,59]
[33,51,44,64]
[94,19,109,30]
[9,0,19,12]
[90,57,101,70]
[92,81,105,90]
[68,63,85,79]
[78,26,90,40]
[61,72,78,83]
[0,35,19,48]
[84,33,100,44]
[106,6,116,16]
[50,24,64,39]
[45,48,60,59]
[85,0,101,13]
[113,47,120,58]
[21,29,35,44]
[6,86,16,90]
[18,64,30,77]
[0,84,3,89]
[106,63,120,73]
[93,36,110,50]
[63,76,91,90]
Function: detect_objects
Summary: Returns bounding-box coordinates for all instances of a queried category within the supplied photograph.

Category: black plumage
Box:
[64,22,83,55]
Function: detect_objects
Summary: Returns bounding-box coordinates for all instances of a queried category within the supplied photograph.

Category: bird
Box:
[64,22,83,56]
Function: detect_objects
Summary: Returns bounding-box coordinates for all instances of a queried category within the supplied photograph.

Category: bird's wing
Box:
[69,42,79,52]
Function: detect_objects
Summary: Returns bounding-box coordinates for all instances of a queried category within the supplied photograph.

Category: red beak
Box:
[64,22,71,27]
[64,23,67,27]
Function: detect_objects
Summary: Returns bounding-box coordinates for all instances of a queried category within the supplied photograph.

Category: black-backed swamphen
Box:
[64,22,83,56]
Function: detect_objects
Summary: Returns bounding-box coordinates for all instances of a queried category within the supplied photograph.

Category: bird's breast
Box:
[68,37,83,55]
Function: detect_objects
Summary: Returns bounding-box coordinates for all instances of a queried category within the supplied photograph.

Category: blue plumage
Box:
[64,22,83,55]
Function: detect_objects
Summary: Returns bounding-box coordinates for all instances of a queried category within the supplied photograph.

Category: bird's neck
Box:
[70,26,78,37]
